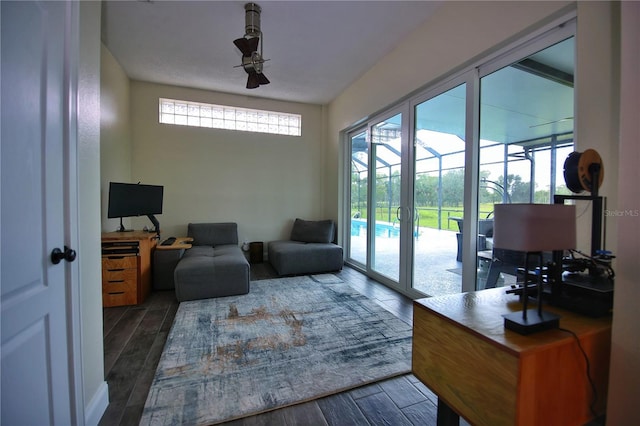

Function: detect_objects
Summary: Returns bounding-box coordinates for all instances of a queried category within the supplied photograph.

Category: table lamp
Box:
[493,203,576,335]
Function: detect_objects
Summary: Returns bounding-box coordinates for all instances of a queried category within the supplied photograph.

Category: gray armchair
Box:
[268,218,343,276]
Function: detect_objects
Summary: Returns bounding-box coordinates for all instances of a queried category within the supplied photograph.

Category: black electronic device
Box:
[107,182,164,234]
[547,150,614,316]
[161,237,176,246]
[506,150,615,317]
[101,240,140,256]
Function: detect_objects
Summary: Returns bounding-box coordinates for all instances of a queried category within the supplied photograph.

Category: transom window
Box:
[159,98,301,136]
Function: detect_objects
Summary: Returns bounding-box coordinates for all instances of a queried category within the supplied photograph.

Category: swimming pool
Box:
[351,218,400,238]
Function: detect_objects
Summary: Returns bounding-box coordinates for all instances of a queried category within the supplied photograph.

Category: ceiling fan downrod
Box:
[244,2,261,38]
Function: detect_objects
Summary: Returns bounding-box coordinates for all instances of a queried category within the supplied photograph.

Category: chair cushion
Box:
[187,222,239,246]
[290,218,334,243]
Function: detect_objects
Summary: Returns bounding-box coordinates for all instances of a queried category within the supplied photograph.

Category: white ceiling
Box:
[101,1,442,105]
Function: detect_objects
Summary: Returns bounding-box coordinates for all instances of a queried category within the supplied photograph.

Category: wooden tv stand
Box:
[101,231,158,307]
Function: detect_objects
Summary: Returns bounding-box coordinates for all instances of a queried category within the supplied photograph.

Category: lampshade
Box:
[493,203,576,252]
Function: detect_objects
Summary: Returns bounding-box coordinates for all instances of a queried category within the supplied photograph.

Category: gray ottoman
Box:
[174,245,249,302]
[171,223,250,302]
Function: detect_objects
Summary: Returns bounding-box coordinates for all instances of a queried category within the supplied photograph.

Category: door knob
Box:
[51,246,77,264]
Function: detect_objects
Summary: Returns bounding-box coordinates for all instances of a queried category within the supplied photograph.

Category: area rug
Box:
[140,275,412,425]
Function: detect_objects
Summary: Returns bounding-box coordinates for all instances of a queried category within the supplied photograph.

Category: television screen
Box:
[107,182,164,218]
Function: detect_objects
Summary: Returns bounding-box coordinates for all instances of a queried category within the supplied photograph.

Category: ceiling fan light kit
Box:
[233,2,270,89]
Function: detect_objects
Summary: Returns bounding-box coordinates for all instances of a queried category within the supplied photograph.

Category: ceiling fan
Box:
[233,2,270,89]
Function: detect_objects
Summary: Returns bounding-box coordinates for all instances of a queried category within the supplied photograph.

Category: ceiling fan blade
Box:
[246,36,259,52]
[233,38,248,54]
[233,36,260,56]
[257,73,270,85]
[246,72,260,89]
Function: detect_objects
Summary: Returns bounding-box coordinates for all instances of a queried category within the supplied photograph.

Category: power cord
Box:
[557,327,600,421]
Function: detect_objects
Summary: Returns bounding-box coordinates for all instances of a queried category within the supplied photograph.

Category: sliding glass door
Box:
[348,129,368,266]
[476,36,575,290]
[344,19,576,298]
[412,84,467,296]
[370,113,404,282]
[348,88,469,296]
[347,111,408,289]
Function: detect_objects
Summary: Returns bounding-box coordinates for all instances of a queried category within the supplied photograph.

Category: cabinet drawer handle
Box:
[108,280,125,283]
[108,268,126,272]
[108,292,125,295]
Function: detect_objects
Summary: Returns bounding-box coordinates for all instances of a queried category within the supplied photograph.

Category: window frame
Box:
[341,13,577,296]
[158,98,302,137]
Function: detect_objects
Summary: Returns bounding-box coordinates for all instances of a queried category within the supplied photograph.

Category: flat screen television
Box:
[108,182,163,233]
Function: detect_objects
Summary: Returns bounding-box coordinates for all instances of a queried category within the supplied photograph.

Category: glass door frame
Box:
[345,75,477,298]
[346,125,369,269]
[474,20,576,291]
[344,105,412,295]
[408,72,478,296]
[342,14,576,298]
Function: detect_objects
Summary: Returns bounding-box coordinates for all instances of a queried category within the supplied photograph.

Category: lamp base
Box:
[503,309,560,335]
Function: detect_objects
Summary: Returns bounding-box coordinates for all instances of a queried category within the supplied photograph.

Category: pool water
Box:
[351,218,399,238]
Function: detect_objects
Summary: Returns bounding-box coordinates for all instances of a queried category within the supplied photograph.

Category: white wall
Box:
[126,81,325,244]
[608,1,640,423]
[100,44,133,232]
[575,1,620,254]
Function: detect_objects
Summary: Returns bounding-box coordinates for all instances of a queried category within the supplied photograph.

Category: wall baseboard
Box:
[84,381,109,426]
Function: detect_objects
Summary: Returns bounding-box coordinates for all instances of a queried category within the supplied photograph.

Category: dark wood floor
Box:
[99,264,470,426]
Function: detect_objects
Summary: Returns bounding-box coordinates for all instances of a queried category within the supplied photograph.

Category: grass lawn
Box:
[355,204,496,231]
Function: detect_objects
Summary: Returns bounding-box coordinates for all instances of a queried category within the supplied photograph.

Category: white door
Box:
[1,1,78,424]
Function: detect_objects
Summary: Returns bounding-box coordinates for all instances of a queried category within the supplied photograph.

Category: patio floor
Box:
[349,226,513,297]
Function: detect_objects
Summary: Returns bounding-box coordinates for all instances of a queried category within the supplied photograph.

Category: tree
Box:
[508,174,531,203]
[350,171,367,215]
[441,169,465,207]
[414,173,438,207]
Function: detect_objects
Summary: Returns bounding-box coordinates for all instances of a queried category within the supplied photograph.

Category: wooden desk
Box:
[153,237,190,291]
[101,231,158,307]
[156,236,193,250]
[412,288,611,426]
